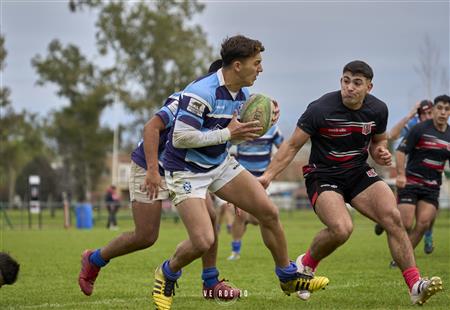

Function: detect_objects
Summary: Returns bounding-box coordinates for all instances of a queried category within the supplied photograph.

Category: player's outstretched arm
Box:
[388,102,419,140]
[143,115,165,200]
[259,127,310,188]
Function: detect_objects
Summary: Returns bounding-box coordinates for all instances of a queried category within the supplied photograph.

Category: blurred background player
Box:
[392,95,450,267]
[212,194,233,234]
[228,124,284,260]
[0,252,20,288]
[79,60,240,301]
[388,99,433,143]
[375,99,435,254]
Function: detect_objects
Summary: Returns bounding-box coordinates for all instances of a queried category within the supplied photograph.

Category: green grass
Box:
[1,209,449,309]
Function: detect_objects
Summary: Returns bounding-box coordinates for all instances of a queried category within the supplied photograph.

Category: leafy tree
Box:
[0,35,46,203]
[32,40,113,201]
[29,0,213,200]
[71,0,213,127]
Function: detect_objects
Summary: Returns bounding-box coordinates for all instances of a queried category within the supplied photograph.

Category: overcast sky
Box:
[2,0,449,139]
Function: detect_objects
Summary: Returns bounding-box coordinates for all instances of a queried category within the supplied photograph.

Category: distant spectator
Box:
[105,185,120,230]
[0,252,20,288]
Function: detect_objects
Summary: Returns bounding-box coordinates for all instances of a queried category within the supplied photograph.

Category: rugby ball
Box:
[240,93,274,137]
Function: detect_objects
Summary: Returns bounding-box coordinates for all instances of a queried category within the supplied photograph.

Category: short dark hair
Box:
[208,59,222,73]
[343,60,374,80]
[0,252,20,285]
[433,94,450,105]
[220,35,265,67]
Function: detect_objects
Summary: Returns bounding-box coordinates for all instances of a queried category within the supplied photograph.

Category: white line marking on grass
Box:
[19,282,386,309]
[20,297,148,309]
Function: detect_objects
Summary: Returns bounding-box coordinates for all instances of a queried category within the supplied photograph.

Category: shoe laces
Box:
[163,279,178,297]
[217,279,236,289]
[296,272,313,281]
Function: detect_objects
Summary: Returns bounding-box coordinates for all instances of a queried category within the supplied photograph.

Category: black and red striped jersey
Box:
[297,91,388,176]
[397,119,450,187]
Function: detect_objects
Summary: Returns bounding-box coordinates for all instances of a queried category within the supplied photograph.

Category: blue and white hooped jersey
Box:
[393,116,420,149]
[163,69,250,173]
[236,125,284,177]
[130,92,180,175]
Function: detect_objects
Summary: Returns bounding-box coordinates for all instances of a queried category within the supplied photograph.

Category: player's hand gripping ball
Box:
[240,93,276,137]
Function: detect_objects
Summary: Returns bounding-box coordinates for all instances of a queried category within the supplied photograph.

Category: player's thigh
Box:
[214,169,276,218]
[315,190,352,230]
[176,198,215,243]
[351,181,397,224]
[416,200,437,227]
[132,200,162,237]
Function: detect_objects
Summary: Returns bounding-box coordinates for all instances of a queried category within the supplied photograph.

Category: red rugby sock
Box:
[302,249,320,271]
[402,266,420,291]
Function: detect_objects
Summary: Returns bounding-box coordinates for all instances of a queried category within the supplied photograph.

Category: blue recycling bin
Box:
[75,203,93,229]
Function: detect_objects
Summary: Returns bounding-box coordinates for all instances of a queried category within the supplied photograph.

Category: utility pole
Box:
[112,117,119,186]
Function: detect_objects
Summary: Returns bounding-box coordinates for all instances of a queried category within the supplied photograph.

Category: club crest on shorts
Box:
[183,181,192,193]
[362,123,372,135]
[366,168,378,177]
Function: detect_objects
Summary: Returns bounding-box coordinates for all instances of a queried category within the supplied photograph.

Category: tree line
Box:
[1,0,213,204]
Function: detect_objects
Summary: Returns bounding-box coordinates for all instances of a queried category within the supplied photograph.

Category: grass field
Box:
[1,208,449,309]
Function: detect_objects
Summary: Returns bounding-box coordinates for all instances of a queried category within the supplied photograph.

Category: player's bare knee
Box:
[380,208,403,229]
[256,205,279,226]
[330,222,353,244]
[192,234,215,254]
[415,219,432,233]
[134,231,159,249]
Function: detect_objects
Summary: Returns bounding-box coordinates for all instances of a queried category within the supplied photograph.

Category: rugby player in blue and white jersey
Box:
[79,61,239,300]
[260,60,443,305]
[228,124,285,261]
[152,35,329,310]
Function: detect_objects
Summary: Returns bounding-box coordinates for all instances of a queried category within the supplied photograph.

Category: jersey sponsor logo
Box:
[366,168,378,177]
[187,98,205,117]
[362,123,372,135]
[320,184,338,189]
[319,120,375,137]
[183,181,192,194]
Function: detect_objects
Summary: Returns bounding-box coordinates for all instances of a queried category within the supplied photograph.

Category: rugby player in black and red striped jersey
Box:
[395,94,450,261]
[260,60,443,305]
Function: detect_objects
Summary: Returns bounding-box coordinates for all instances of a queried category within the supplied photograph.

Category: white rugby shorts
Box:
[165,155,244,205]
[129,161,169,203]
